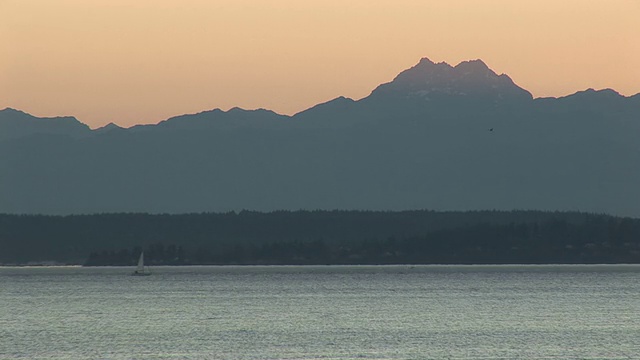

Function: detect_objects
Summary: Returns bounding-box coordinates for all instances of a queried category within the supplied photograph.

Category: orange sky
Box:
[1,0,638,128]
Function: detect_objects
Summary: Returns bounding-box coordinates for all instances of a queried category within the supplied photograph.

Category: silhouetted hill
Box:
[93,122,124,134]
[1,210,638,265]
[0,107,90,142]
[1,58,639,215]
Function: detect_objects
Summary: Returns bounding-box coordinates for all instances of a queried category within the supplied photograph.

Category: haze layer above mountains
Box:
[2,58,639,216]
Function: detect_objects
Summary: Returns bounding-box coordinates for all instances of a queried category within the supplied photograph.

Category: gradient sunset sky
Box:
[2,0,638,128]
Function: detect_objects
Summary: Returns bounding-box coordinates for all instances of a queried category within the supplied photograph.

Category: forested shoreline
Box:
[1,210,639,265]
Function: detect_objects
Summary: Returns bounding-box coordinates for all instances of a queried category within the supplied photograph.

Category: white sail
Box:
[132,252,150,275]
[136,252,145,272]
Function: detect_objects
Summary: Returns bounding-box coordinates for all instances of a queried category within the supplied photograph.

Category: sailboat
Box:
[132,252,151,276]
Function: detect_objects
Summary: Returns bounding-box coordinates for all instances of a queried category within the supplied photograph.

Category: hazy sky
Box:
[2,0,638,128]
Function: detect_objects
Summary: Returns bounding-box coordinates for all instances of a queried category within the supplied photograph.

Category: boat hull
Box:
[131,271,151,276]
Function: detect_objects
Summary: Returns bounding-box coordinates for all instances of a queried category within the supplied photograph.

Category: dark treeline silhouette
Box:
[85,244,188,266]
[0,210,639,265]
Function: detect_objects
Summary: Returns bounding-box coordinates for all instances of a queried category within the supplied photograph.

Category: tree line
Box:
[0,210,638,265]
[83,215,640,265]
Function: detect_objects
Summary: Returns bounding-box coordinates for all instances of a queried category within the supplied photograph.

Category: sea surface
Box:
[1,265,639,359]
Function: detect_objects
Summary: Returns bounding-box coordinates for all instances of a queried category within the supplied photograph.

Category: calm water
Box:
[1,265,639,359]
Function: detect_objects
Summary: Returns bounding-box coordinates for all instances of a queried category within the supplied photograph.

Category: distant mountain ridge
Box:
[1,58,639,216]
[0,108,90,142]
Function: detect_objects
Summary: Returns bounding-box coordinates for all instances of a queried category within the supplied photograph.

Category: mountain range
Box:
[2,58,639,216]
